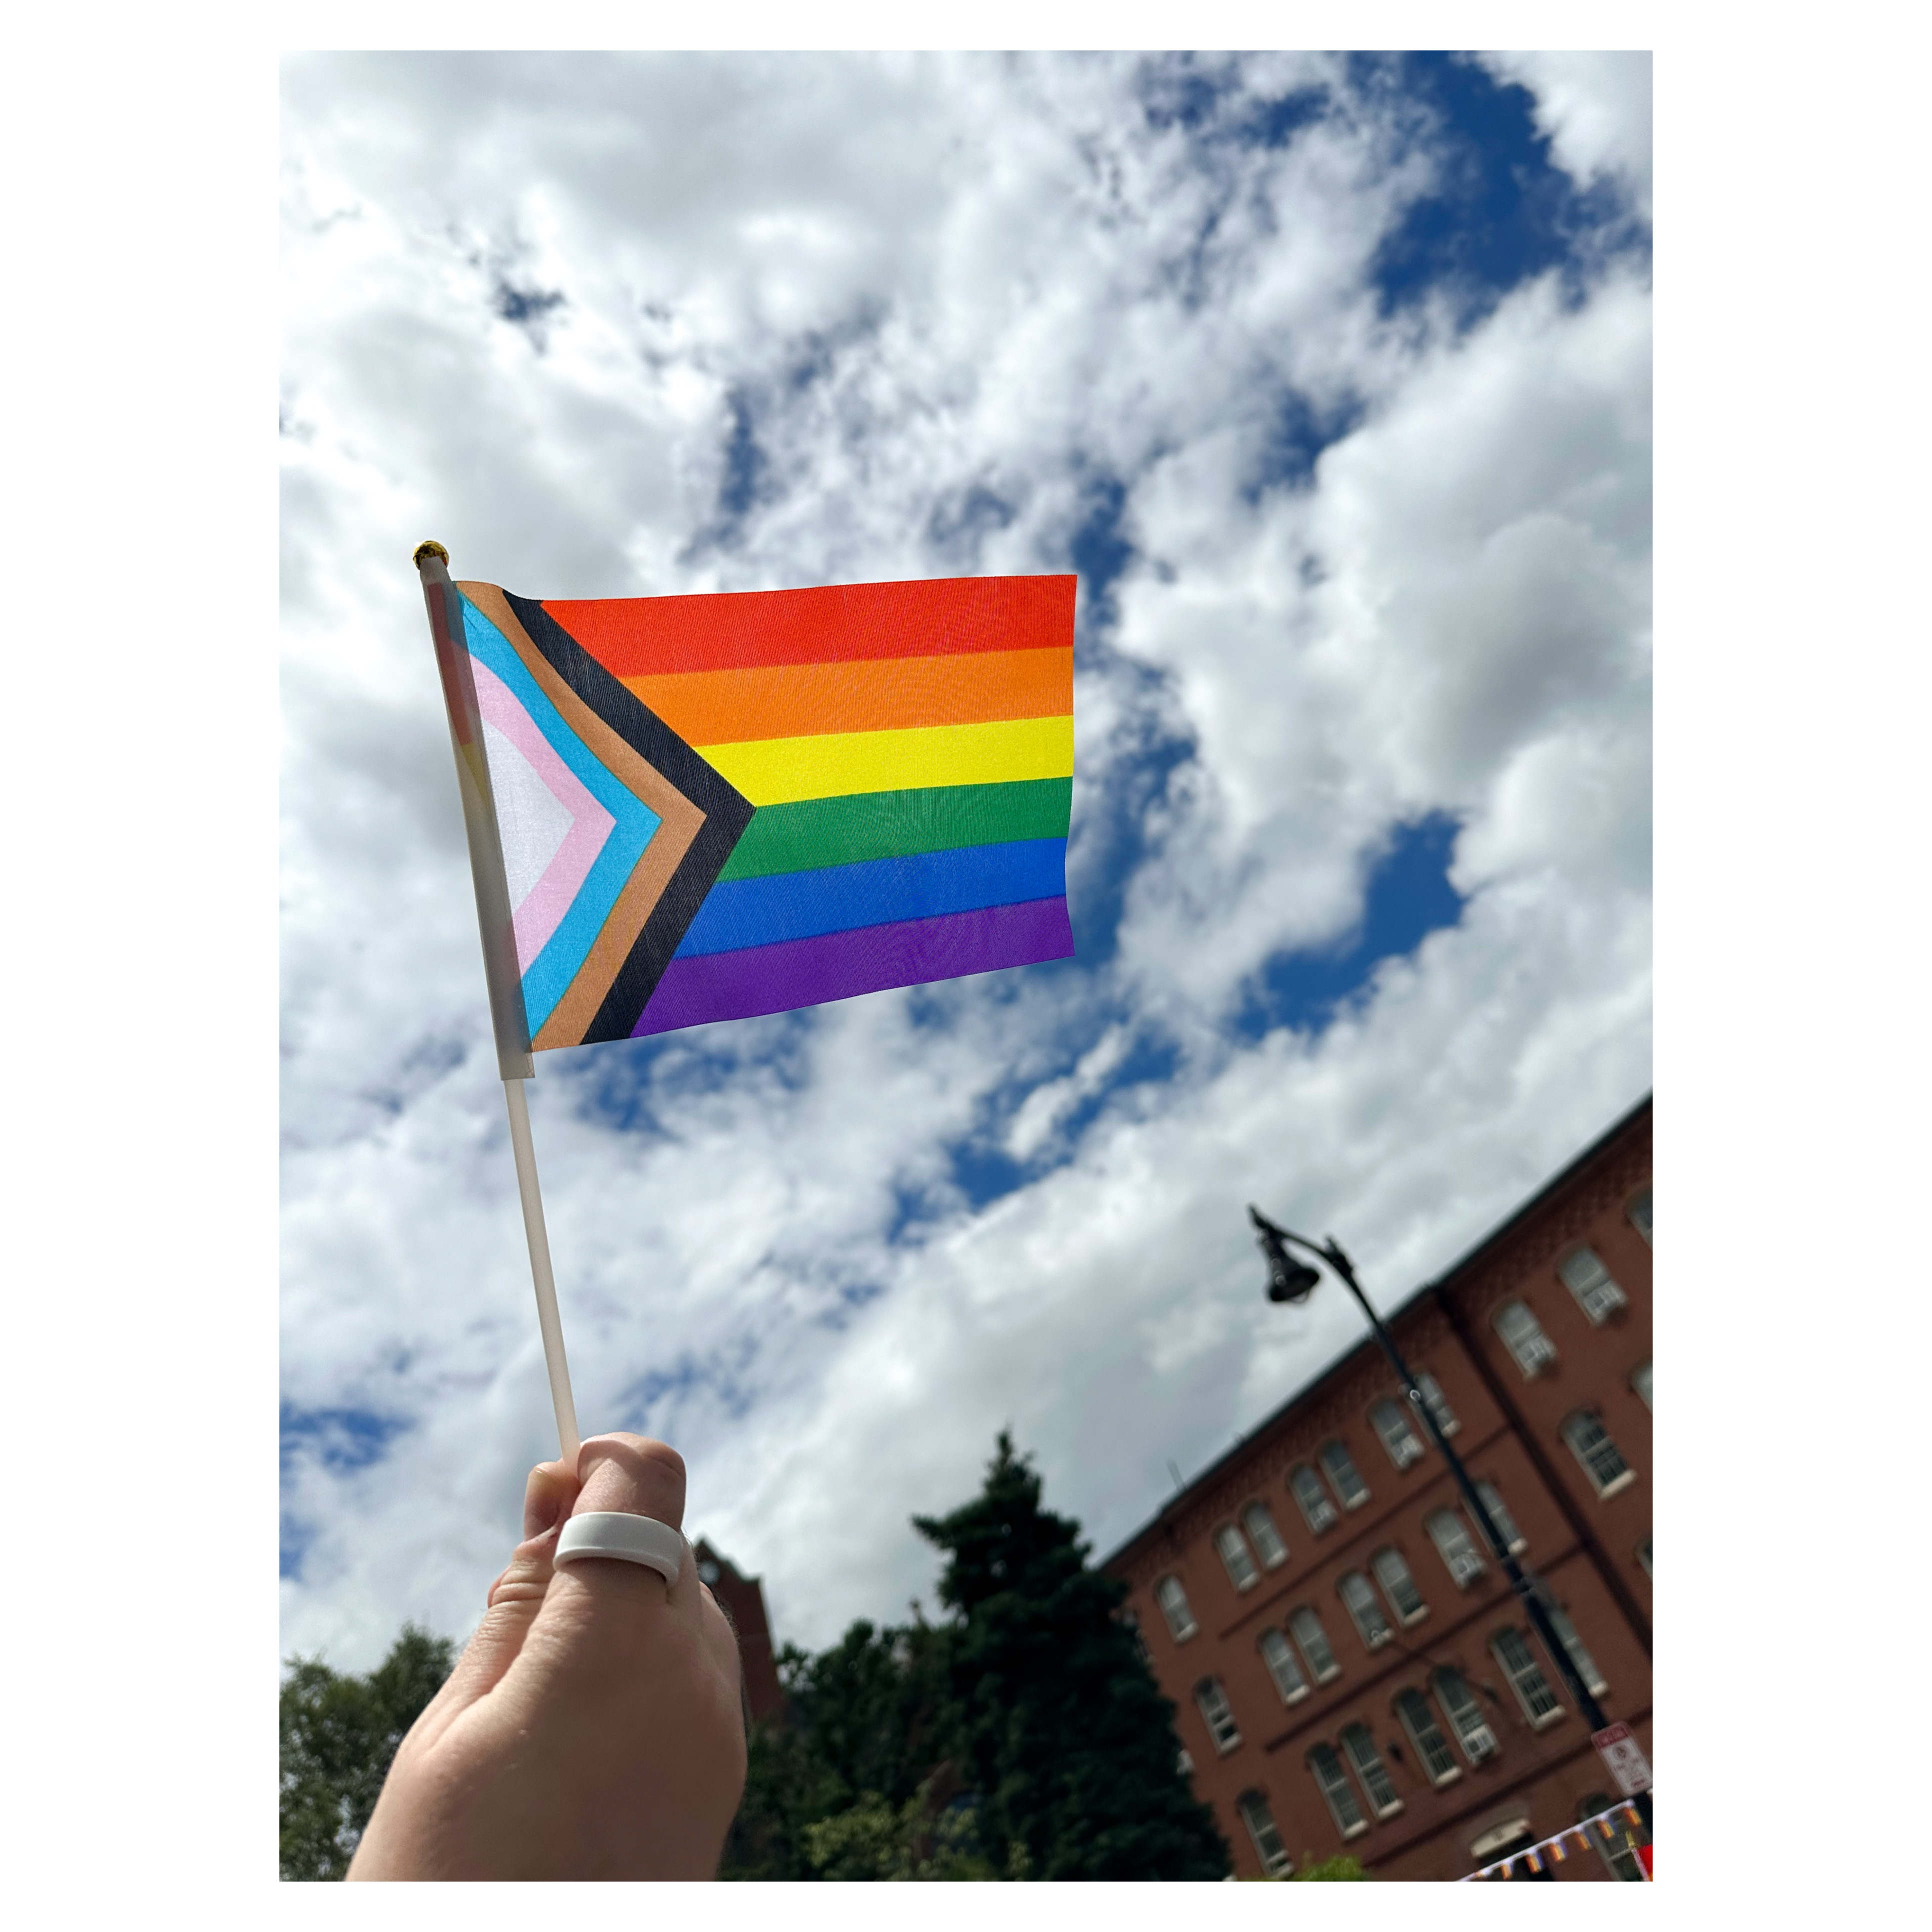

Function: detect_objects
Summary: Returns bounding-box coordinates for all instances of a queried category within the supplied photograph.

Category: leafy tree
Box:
[803,1779,1002,1880]
[1295,1853,1371,1880]
[279,1624,454,1881]
[721,1620,956,1879]
[913,1432,1231,1880]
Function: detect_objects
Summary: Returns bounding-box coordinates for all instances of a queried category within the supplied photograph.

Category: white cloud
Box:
[281,52,1649,1665]
[1482,51,1654,218]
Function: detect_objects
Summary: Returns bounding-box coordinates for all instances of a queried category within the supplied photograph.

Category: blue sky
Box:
[280,51,1651,1660]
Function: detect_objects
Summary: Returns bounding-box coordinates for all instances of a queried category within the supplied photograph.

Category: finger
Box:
[513,1434,692,1656]
[408,1458,580,1743]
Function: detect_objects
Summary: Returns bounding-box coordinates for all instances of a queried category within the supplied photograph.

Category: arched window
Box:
[1393,1688,1459,1785]
[1258,1627,1308,1704]
[1627,1186,1652,1244]
[1236,1790,1295,1877]
[1426,1508,1486,1587]
[1491,1627,1563,1725]
[1494,1300,1558,1377]
[1194,1676,1242,1753]
[1470,1479,1526,1554]
[1371,1546,1427,1624]
[1543,1604,1609,1695]
[1370,1398,1424,1469]
[1215,1522,1260,1591]
[1155,1574,1197,1641]
[1559,1246,1628,1325]
[1319,1439,1370,1509]
[1307,1743,1367,1838]
[1289,1606,1341,1683]
[1339,1723,1402,1819]
[1242,1500,1289,1568]
[1339,1571,1393,1649]
[1562,1410,1635,1496]
[1289,1463,1338,1533]
[1416,1370,1459,1435]
[1431,1668,1499,1763]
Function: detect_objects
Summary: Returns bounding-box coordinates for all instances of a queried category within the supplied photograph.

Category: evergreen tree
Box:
[279,1624,454,1881]
[913,1433,1230,1880]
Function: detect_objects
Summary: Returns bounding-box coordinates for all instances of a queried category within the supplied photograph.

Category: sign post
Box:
[1592,1722,1653,1797]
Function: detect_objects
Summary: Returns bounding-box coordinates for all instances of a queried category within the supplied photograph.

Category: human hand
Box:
[348,1434,747,1881]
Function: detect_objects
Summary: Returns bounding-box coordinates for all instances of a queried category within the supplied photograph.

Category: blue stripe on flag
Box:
[672,838,1068,958]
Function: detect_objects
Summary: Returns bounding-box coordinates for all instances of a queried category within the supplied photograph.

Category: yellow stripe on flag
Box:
[697,714,1074,806]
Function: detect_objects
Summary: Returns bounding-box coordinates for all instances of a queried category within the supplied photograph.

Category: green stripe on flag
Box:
[718,777,1073,882]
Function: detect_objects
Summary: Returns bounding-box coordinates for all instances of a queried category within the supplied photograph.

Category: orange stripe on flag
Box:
[622,646,1072,745]
[546,574,1076,677]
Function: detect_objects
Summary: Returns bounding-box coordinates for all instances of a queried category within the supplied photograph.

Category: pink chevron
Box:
[471,657,616,969]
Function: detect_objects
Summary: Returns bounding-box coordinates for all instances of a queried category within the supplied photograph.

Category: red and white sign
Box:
[1592,1722,1653,1796]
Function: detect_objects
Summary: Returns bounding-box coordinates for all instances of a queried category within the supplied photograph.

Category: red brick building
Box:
[1102,1099,1652,1881]
[694,1539,786,1726]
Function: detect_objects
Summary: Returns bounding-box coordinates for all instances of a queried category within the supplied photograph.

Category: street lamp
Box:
[1248,1206,1653,1842]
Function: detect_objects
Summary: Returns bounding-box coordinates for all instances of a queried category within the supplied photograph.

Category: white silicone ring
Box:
[553,1512,684,1586]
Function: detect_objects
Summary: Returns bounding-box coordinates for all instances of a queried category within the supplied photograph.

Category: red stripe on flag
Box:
[546,574,1076,677]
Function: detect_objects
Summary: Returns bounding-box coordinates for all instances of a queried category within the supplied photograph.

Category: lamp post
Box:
[1248,1206,1652,1844]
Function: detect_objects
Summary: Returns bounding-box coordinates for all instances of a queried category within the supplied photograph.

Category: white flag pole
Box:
[415,541,582,1467]
[502,1077,582,1468]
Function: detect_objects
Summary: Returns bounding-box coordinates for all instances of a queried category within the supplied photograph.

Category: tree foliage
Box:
[279,1624,454,1881]
[724,1433,1229,1881]
[913,1432,1229,1880]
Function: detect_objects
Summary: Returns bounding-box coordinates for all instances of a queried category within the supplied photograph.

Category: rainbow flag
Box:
[424,563,1076,1056]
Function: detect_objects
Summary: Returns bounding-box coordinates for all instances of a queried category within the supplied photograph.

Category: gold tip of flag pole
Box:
[413,538,450,568]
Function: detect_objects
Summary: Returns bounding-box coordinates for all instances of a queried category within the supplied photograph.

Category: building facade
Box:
[694,1539,787,1727]
[1102,1099,1652,1881]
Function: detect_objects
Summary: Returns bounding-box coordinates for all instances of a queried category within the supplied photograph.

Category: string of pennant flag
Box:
[1459,1797,1651,1882]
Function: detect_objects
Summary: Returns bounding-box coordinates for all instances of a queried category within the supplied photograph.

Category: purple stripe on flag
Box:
[631,897,1074,1036]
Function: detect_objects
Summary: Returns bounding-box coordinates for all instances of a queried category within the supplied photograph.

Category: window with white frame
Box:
[1289,1606,1341,1683]
[1371,1546,1427,1624]
[1426,1508,1487,1588]
[1258,1627,1309,1704]
[1632,1358,1652,1410]
[1236,1790,1295,1878]
[1470,1479,1526,1555]
[1215,1522,1260,1592]
[1416,1370,1459,1435]
[1636,1536,1652,1578]
[1394,1688,1460,1785]
[1493,1300,1558,1377]
[1339,1572,1393,1650]
[1370,1398,1424,1469]
[1562,1410,1634,1496]
[1155,1574,1198,1641]
[1340,1723,1403,1818]
[1307,1744,1368,1838]
[1120,1609,1152,1666]
[1628,1187,1652,1246]
[1243,1501,1289,1569]
[1319,1439,1370,1509]
[1432,1668,1499,1763]
[1544,1604,1609,1696]
[1195,1676,1242,1753]
[1177,1747,1194,1776]
[1289,1464,1339,1533]
[1492,1627,1563,1725]
[1559,1246,1628,1325]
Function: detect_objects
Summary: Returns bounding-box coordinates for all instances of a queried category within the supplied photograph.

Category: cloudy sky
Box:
[280,50,1652,1669]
